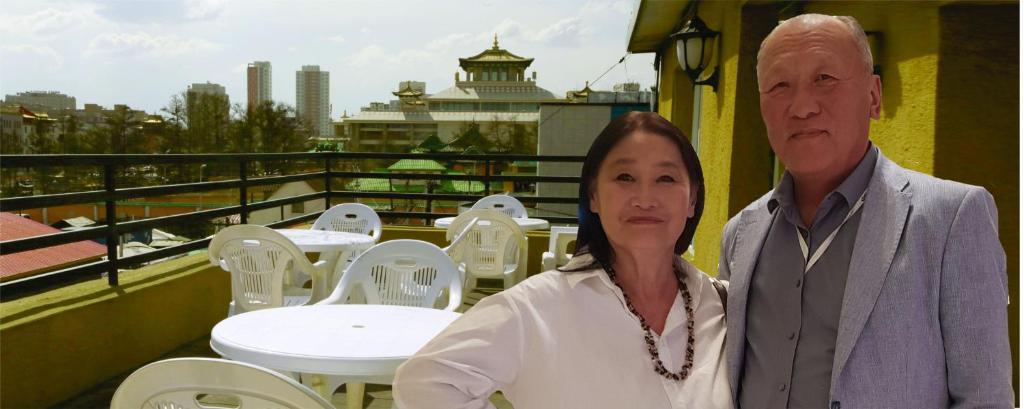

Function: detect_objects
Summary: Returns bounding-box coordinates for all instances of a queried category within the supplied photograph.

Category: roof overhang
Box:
[625,0,692,53]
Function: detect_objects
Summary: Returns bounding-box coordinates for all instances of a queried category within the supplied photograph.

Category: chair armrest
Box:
[443,217,480,255]
[541,252,555,271]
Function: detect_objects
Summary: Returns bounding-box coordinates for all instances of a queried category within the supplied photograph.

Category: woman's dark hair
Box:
[560,111,705,272]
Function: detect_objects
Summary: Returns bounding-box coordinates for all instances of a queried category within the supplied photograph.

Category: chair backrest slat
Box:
[320,240,462,311]
[208,225,318,314]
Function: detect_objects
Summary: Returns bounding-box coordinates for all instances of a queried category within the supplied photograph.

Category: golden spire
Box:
[493,33,499,49]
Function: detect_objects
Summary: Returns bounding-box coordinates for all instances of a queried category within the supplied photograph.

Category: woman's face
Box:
[589,131,695,255]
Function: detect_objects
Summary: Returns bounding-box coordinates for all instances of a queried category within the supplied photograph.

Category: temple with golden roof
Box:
[336,36,563,153]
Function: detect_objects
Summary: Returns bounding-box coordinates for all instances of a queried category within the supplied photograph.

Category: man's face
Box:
[756,19,881,180]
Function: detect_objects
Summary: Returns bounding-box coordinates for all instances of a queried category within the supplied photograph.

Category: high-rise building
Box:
[3,91,76,112]
[247,61,272,109]
[296,65,330,137]
[186,82,230,127]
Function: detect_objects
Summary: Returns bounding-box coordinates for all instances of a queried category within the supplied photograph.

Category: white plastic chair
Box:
[110,357,334,409]
[309,202,383,287]
[542,225,578,271]
[312,202,382,240]
[446,209,527,293]
[314,239,462,406]
[471,194,528,218]
[320,239,462,311]
[208,225,327,316]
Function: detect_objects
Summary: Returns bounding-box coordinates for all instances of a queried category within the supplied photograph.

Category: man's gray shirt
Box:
[738,146,878,409]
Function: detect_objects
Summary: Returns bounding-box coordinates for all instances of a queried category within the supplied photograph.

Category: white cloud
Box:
[327,35,346,43]
[426,33,474,51]
[0,44,64,70]
[581,0,634,16]
[85,32,217,58]
[0,4,108,38]
[185,0,229,20]
[530,17,588,45]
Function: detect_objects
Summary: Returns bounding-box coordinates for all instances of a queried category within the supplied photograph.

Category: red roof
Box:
[0,212,106,281]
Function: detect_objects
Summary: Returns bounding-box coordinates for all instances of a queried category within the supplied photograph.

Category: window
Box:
[291,201,305,214]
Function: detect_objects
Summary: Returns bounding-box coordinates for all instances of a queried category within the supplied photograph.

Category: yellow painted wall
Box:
[1,254,232,409]
[806,2,940,174]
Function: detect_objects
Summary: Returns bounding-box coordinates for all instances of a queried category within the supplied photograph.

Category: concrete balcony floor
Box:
[52,284,514,409]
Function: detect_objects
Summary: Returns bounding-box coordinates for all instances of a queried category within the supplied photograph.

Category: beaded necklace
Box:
[603,262,695,381]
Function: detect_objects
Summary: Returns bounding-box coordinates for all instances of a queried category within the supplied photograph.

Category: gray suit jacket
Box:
[718,151,1013,408]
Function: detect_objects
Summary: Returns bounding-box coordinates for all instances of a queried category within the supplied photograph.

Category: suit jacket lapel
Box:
[829,154,911,397]
[727,204,775,399]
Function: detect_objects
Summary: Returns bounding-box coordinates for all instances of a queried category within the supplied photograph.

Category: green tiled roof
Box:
[439,179,486,194]
[387,159,447,171]
[347,178,392,191]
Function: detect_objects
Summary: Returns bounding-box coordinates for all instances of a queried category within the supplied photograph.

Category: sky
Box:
[0,0,657,117]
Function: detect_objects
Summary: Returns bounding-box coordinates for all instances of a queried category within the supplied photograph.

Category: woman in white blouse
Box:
[394,112,731,408]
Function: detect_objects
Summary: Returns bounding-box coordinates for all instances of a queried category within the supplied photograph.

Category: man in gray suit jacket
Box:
[718,14,1013,408]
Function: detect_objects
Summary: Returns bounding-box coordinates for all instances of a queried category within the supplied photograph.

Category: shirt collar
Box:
[563,253,608,288]
[767,143,879,213]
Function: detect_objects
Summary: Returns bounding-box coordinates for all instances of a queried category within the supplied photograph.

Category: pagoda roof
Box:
[427,84,559,101]
[459,35,533,66]
[392,83,425,98]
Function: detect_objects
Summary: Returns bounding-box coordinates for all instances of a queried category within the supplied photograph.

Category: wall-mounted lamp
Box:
[670,15,719,91]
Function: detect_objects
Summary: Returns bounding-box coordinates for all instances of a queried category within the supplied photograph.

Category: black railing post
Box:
[104,164,118,286]
[483,158,491,196]
[239,160,248,224]
[324,155,332,210]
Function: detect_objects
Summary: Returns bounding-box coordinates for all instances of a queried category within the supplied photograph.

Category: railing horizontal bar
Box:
[329,152,584,162]
[329,171,580,183]
[113,207,242,234]
[0,190,108,211]
[0,152,583,168]
[246,172,325,187]
[0,153,326,167]
[0,226,110,255]
[330,191,580,204]
[246,192,326,212]
[114,180,243,200]
[265,212,324,229]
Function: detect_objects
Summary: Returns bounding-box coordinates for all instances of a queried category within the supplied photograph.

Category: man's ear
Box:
[869,74,882,119]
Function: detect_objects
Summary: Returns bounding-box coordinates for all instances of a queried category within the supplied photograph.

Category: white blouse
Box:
[393,254,732,409]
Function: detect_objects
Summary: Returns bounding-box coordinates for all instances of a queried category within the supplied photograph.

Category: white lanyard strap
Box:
[796,191,867,274]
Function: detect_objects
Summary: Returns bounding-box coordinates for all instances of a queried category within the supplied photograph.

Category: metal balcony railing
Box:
[0,152,584,300]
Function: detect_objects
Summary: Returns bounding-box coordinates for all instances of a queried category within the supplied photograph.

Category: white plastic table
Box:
[434,216,550,231]
[211,304,460,408]
[276,229,376,299]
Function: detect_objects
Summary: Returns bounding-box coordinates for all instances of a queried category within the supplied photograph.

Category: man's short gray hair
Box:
[757,14,874,75]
